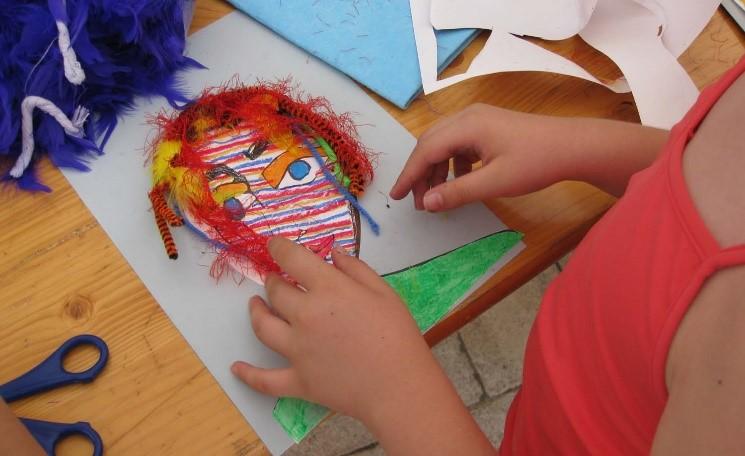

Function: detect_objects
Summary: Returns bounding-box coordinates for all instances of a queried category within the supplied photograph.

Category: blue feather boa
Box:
[0,0,202,191]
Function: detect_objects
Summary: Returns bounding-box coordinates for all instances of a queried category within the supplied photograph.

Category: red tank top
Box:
[500,56,745,455]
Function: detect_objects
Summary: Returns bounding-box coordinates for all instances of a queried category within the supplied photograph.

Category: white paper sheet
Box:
[723,0,745,32]
[579,0,699,128]
[431,0,596,40]
[62,12,522,455]
[656,0,722,57]
[412,0,714,129]
[412,0,628,95]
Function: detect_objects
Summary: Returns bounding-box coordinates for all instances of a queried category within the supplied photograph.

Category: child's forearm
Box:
[550,117,669,196]
[364,357,495,455]
[0,400,44,456]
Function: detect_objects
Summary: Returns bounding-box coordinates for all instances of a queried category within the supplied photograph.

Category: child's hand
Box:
[0,399,44,456]
[391,103,669,206]
[233,238,496,454]
[230,237,442,423]
[390,104,568,212]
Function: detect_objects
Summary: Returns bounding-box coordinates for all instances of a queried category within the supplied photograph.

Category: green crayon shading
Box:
[273,230,523,443]
[272,398,330,443]
[382,230,523,332]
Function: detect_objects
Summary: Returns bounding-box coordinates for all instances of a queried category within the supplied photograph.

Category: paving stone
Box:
[460,267,558,397]
[432,333,484,407]
[472,390,518,448]
[282,413,375,456]
[557,251,572,271]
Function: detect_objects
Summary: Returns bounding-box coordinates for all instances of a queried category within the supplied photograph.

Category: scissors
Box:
[0,334,108,456]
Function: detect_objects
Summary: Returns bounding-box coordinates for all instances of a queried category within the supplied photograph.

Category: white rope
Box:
[10,96,89,178]
[55,20,86,85]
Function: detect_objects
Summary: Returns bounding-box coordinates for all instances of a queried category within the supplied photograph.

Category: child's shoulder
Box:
[657,69,745,454]
[683,71,745,249]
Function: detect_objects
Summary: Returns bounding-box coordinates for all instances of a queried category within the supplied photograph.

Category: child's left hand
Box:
[230,237,441,424]
[232,237,496,455]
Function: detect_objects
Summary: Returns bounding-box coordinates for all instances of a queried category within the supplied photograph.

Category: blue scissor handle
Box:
[21,418,103,456]
[0,335,108,402]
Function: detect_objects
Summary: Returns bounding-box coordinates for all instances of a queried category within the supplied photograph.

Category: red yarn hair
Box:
[148,80,374,280]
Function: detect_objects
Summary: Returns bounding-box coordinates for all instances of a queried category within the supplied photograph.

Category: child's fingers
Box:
[331,248,390,295]
[390,120,482,201]
[249,296,293,356]
[413,178,429,210]
[268,237,337,290]
[412,160,456,209]
[411,161,449,210]
[231,362,300,398]
[454,156,473,178]
[422,162,502,212]
[429,161,450,190]
[416,113,453,143]
[264,273,303,322]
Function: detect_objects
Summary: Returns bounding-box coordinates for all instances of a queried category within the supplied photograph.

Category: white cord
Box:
[55,20,85,85]
[10,96,89,178]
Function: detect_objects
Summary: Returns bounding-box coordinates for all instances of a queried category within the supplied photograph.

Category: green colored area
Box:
[383,230,523,332]
[273,230,523,442]
[273,397,330,443]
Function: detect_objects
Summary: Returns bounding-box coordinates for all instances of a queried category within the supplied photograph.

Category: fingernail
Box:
[267,237,282,255]
[423,192,443,211]
[231,363,239,375]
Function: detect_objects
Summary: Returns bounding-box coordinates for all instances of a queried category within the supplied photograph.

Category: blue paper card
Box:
[227,0,477,108]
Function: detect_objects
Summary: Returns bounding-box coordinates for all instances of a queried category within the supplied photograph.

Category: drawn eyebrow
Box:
[242,140,269,160]
[262,148,315,188]
[205,165,249,185]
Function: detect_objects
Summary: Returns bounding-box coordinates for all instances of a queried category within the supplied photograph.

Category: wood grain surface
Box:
[1,1,743,454]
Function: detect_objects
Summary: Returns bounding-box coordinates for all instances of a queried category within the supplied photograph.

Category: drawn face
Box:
[191,125,360,282]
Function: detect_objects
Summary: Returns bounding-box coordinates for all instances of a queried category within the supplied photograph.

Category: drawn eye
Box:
[276,157,321,189]
[288,160,311,180]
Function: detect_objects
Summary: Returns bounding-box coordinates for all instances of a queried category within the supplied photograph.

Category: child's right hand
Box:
[390,103,669,208]
[390,104,571,212]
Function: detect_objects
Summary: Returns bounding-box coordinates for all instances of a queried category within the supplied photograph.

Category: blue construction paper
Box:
[227,0,477,108]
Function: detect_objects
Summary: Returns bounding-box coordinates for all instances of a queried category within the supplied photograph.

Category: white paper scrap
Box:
[412,0,716,129]
[411,0,628,95]
[656,0,722,57]
[431,0,596,40]
[579,0,699,128]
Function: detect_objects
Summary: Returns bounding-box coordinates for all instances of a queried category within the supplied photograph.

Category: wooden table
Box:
[1,2,743,454]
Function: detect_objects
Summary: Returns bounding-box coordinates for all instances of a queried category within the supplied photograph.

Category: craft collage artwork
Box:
[1,0,725,453]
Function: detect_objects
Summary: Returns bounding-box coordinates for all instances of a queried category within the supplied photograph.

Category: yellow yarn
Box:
[151,140,209,210]
[152,140,182,187]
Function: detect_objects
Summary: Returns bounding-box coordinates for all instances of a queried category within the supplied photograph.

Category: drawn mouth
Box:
[303,235,335,258]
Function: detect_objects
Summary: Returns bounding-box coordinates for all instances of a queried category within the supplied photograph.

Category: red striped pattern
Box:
[200,128,360,258]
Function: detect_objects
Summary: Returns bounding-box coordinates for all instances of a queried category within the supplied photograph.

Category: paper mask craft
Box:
[148,82,378,283]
